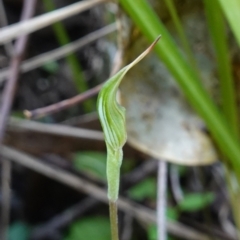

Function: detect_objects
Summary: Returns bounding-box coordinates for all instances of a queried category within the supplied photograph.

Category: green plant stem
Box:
[109,201,119,240]
[97,38,160,240]
[204,0,240,234]
[204,0,238,137]
[43,0,94,112]
[119,0,240,179]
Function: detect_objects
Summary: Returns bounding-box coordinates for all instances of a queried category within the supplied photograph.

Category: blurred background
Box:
[0,0,240,240]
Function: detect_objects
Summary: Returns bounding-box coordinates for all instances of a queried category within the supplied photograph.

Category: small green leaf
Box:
[177,165,188,177]
[178,192,215,212]
[148,224,176,240]
[128,178,156,201]
[97,37,160,201]
[147,224,157,240]
[64,216,111,240]
[73,151,107,180]
[11,111,25,119]
[8,222,31,240]
[166,207,179,221]
[42,61,59,74]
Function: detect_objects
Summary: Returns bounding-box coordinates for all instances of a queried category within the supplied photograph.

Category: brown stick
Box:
[0,0,37,141]
[0,23,117,83]
[0,0,106,44]
[30,197,99,239]
[0,1,37,239]
[0,2,14,239]
[24,83,103,119]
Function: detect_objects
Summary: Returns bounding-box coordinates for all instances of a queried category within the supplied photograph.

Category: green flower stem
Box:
[109,201,119,240]
[97,37,160,202]
[97,37,160,240]
[107,148,122,201]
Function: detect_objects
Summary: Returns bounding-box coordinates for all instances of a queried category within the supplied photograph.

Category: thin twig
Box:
[0,159,11,240]
[8,117,104,140]
[0,0,37,142]
[0,145,219,240]
[122,159,158,187]
[30,197,98,239]
[121,214,133,240]
[182,215,238,240]
[0,1,37,239]
[0,0,106,44]
[61,112,99,125]
[0,23,117,83]
[24,83,103,119]
[0,2,13,239]
[157,160,167,240]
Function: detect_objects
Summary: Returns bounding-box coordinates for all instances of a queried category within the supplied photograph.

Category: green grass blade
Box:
[204,0,240,232]
[217,0,240,48]
[163,0,199,75]
[204,0,239,137]
[43,0,94,112]
[119,0,240,176]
